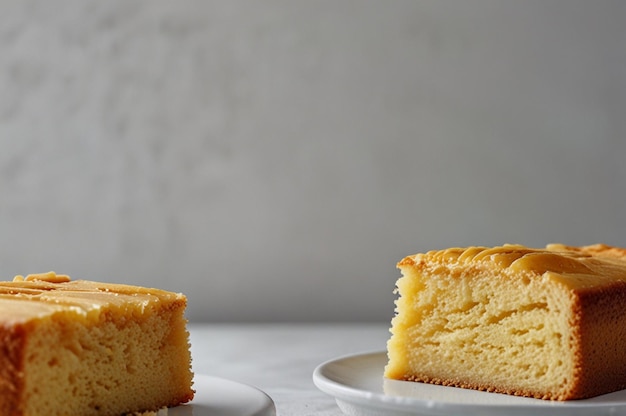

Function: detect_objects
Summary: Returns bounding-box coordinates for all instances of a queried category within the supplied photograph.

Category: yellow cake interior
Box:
[385,244,626,399]
[0,274,193,416]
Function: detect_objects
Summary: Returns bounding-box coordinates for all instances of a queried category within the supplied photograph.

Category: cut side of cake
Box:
[0,272,194,416]
[385,244,626,400]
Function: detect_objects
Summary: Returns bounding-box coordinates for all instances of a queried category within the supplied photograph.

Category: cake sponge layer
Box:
[385,244,626,400]
[0,274,193,416]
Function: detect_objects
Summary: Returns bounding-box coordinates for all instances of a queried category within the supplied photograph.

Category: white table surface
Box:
[188,323,390,416]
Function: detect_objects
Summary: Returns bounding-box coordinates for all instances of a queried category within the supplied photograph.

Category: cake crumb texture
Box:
[0,274,193,416]
[386,244,626,400]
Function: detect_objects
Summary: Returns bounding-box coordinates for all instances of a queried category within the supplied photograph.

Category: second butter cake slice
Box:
[386,244,626,400]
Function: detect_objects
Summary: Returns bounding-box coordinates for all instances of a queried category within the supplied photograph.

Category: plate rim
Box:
[172,373,276,416]
[312,350,626,415]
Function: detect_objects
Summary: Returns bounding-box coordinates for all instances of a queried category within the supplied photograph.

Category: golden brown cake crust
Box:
[0,326,26,415]
[572,280,626,398]
[387,243,626,401]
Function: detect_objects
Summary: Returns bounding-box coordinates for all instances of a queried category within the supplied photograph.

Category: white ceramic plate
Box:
[169,374,275,416]
[313,351,626,416]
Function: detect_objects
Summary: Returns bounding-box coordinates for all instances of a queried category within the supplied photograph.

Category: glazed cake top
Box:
[398,243,626,290]
[0,272,185,325]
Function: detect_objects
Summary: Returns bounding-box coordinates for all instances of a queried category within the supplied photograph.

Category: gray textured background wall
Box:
[1,1,625,322]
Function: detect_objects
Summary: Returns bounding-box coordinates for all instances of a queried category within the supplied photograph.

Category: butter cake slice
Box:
[0,272,193,415]
[385,244,626,400]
